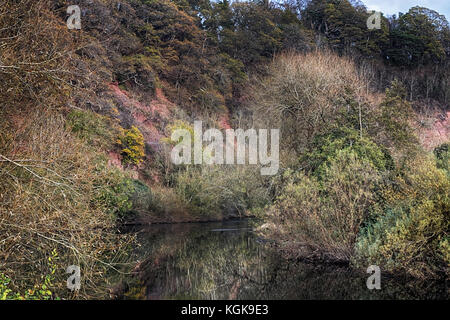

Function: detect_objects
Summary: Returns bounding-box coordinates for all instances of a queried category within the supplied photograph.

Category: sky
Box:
[362,0,450,20]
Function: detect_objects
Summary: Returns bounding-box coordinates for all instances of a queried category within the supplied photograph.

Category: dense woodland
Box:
[0,0,449,299]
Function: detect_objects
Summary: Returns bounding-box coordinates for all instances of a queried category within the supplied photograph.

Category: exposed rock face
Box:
[418,111,449,151]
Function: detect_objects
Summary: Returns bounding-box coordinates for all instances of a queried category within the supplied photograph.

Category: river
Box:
[120,219,447,300]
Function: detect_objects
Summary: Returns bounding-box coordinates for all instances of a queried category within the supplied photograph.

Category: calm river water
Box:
[122,219,447,300]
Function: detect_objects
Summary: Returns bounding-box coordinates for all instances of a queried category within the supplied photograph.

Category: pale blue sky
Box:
[362,0,450,20]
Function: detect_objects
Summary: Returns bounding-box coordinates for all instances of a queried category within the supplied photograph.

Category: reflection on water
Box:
[123,219,447,300]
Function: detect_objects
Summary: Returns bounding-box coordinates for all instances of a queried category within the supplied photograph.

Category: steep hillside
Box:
[0,0,448,299]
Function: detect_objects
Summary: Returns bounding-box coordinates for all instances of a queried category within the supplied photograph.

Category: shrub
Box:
[144,186,191,221]
[434,143,449,173]
[95,167,136,219]
[119,54,158,91]
[250,51,369,155]
[174,165,270,219]
[377,80,418,149]
[355,156,450,278]
[174,168,223,219]
[67,109,119,150]
[266,150,381,261]
[0,249,58,300]
[117,126,146,165]
[0,109,133,299]
[301,127,394,176]
[0,0,76,112]
[129,179,153,214]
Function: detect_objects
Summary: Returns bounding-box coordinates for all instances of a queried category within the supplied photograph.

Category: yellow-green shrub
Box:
[67,109,119,150]
[0,250,58,300]
[117,126,146,165]
[355,156,450,278]
[266,150,381,261]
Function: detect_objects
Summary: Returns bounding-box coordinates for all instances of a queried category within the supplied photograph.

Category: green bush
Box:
[434,143,449,173]
[301,128,394,176]
[129,179,152,214]
[67,109,119,150]
[1,250,58,300]
[377,80,418,149]
[354,156,450,278]
[266,149,381,261]
[94,166,136,218]
[93,164,160,221]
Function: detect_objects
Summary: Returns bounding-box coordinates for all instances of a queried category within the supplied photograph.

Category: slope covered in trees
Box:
[0,0,448,299]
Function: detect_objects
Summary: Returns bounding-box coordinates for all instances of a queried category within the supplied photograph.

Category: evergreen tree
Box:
[387,6,450,67]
